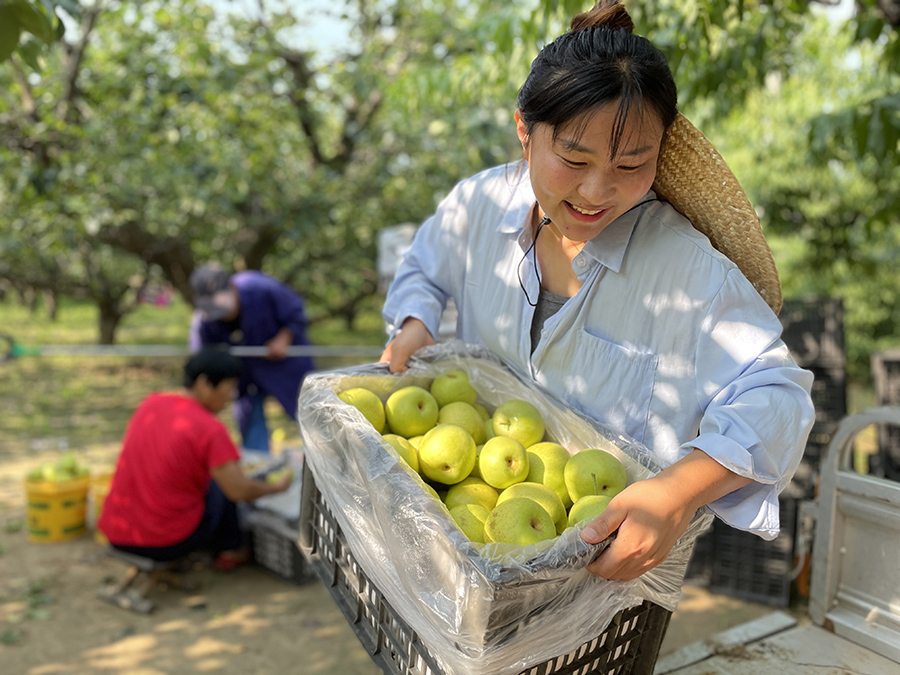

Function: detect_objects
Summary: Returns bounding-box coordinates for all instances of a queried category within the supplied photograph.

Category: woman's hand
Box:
[581,476,695,580]
[379,318,435,373]
[581,449,753,580]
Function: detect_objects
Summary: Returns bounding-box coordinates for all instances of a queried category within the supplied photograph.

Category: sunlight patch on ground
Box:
[204,604,271,634]
[29,665,80,674]
[79,633,163,670]
[193,658,229,671]
[154,619,195,633]
[183,636,246,658]
[313,625,345,639]
[0,599,28,621]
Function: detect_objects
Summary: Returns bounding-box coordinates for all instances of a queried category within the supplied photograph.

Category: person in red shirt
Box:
[99,347,293,569]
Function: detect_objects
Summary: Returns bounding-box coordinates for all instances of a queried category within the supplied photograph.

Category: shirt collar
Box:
[581,190,657,274]
[497,166,537,242]
[496,166,657,275]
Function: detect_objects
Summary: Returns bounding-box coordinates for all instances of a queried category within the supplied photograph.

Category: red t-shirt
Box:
[99,392,241,547]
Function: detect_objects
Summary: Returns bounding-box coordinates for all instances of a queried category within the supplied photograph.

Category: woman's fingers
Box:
[380,319,435,373]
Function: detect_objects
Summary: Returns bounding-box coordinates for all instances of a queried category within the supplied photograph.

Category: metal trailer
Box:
[655,406,900,675]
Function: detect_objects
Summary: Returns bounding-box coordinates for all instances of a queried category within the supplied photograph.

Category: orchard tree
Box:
[0,0,519,340]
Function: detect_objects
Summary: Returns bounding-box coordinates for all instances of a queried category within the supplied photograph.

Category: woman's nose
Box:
[578,169,615,204]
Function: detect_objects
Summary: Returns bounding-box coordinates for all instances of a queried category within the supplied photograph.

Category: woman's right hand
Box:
[380,317,435,373]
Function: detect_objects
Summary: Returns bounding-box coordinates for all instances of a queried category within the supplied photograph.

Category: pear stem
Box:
[592,472,598,494]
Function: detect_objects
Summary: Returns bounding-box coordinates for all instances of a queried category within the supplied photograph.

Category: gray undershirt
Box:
[530,289,570,354]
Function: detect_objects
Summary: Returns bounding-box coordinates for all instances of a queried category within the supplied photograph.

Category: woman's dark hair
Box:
[517,1,677,160]
[183,346,242,388]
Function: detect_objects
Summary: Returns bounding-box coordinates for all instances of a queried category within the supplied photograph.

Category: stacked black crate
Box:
[871,349,900,480]
[780,297,848,494]
[684,297,846,606]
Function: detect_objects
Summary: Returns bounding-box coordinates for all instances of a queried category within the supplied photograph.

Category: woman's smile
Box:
[565,201,609,221]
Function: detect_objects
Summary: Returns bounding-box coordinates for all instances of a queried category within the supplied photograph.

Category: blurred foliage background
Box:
[1,0,898,384]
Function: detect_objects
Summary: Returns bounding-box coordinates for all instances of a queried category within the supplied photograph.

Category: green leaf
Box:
[4,519,24,533]
[0,7,22,61]
[16,35,44,72]
[854,111,869,157]
[11,0,56,44]
[0,630,20,645]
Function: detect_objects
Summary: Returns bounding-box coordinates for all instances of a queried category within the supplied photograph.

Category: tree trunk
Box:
[98,300,122,344]
[45,290,58,321]
[25,287,37,314]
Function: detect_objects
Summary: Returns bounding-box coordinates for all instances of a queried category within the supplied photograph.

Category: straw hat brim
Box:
[653,113,782,314]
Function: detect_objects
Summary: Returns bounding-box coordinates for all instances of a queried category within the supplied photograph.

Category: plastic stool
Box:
[96,548,197,613]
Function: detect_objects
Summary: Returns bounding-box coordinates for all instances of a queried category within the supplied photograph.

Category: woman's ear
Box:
[514,109,530,159]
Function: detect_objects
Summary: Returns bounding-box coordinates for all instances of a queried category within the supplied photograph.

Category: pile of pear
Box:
[337,369,628,548]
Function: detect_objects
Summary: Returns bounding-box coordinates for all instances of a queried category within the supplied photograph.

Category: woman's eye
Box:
[618,164,642,172]
[560,156,587,167]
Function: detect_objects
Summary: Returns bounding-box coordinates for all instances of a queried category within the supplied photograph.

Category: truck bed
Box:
[656,610,898,674]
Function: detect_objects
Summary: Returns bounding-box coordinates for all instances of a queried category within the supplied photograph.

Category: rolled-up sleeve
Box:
[686,270,815,538]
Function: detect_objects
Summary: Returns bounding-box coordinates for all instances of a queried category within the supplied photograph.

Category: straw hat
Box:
[653,113,782,314]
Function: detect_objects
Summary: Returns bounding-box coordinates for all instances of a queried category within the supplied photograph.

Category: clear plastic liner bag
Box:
[297,340,712,675]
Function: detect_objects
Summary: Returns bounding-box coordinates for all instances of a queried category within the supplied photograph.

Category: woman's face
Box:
[516,101,665,243]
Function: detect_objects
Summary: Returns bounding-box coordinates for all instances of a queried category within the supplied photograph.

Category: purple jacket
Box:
[189,271,314,420]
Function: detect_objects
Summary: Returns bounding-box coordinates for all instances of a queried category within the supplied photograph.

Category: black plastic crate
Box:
[871,350,900,479]
[779,297,847,478]
[246,509,315,585]
[806,363,848,426]
[779,297,845,367]
[298,464,671,675]
[685,497,798,607]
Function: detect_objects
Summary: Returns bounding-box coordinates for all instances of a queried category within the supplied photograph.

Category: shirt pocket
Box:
[563,329,659,445]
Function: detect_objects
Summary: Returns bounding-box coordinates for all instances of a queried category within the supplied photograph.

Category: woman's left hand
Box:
[580,475,695,581]
[580,448,754,581]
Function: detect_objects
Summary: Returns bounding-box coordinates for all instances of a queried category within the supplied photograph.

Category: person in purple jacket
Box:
[188,263,315,453]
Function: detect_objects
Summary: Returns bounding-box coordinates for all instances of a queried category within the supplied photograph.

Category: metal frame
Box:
[808,406,900,663]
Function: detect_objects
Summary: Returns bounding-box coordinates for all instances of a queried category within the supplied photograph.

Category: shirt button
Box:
[575,257,586,268]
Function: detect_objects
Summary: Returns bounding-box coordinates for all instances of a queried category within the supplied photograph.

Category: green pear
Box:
[473,402,491,421]
[417,424,477,485]
[385,386,439,438]
[497,482,567,534]
[338,387,386,433]
[438,401,487,445]
[492,399,545,448]
[483,417,495,441]
[430,369,478,407]
[470,445,484,480]
[564,448,628,502]
[526,442,573,509]
[485,498,556,546]
[266,467,294,484]
[478,436,529,490]
[383,433,419,472]
[449,503,490,543]
[444,476,499,512]
[567,494,613,529]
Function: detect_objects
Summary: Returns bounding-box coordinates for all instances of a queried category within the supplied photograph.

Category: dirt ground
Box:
[0,447,778,675]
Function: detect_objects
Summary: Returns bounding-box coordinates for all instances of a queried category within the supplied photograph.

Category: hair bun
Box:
[570,1,634,34]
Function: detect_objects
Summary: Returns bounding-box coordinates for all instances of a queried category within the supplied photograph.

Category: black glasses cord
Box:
[515,199,658,308]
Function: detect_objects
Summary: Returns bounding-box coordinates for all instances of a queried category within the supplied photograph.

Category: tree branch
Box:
[57,6,103,122]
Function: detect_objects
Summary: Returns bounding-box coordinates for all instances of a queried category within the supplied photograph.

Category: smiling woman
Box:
[379,0,815,585]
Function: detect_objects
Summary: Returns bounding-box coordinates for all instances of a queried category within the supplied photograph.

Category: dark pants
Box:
[112,480,243,562]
